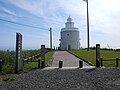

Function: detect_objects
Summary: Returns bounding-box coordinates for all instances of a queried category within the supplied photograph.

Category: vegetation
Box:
[0,49,54,81]
[22,49,40,59]
[23,51,54,72]
[45,51,54,65]
[0,49,54,73]
[0,50,16,74]
[0,74,15,81]
[69,49,120,67]
[0,49,40,74]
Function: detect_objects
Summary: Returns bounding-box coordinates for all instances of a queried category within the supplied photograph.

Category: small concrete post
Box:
[96,44,100,68]
[59,61,63,68]
[79,60,83,68]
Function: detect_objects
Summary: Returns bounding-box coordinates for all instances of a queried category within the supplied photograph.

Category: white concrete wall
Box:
[60,31,80,50]
[60,16,80,50]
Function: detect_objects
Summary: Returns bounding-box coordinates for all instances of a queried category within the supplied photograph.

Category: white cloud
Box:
[6,0,44,16]
[88,0,120,35]
[0,6,17,16]
[0,6,18,21]
[1,0,120,48]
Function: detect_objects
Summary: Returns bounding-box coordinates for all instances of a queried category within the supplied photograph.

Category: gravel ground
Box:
[0,67,120,90]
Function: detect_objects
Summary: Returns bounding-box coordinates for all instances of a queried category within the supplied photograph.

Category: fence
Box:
[23,54,41,69]
[96,44,120,67]
[100,58,119,67]
[0,33,46,73]
[22,45,46,70]
[15,32,46,73]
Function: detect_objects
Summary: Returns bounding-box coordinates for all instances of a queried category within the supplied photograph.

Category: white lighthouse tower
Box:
[60,16,80,50]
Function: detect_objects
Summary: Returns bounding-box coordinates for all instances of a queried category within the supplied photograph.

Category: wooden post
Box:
[41,45,45,68]
[34,56,36,59]
[96,44,100,68]
[36,55,38,59]
[0,59,2,71]
[59,61,63,68]
[116,58,119,67]
[101,58,103,67]
[79,60,83,68]
[41,60,45,68]
[38,59,40,69]
[30,57,32,61]
[26,57,28,64]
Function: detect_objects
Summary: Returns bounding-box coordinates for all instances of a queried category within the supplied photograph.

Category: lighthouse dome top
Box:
[61,16,79,31]
[67,16,72,22]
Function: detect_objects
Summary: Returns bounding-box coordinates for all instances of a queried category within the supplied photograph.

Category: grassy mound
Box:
[70,49,120,67]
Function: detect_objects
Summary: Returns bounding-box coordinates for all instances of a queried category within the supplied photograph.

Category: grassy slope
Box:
[70,49,120,67]
[45,51,54,65]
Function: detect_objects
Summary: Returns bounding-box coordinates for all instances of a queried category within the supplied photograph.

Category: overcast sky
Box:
[0,0,120,50]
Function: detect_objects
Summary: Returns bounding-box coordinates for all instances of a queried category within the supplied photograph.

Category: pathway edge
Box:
[67,51,94,66]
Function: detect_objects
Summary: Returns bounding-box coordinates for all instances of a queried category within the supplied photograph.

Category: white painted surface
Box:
[60,16,80,50]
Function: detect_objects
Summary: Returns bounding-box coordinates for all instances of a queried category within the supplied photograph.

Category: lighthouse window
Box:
[67,34,69,36]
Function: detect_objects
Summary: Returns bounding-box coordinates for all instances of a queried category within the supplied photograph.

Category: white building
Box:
[60,16,80,50]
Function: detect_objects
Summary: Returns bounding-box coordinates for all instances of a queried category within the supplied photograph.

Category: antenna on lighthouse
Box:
[107,44,110,49]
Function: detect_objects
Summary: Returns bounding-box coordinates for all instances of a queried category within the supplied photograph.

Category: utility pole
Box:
[83,0,90,51]
[49,27,52,50]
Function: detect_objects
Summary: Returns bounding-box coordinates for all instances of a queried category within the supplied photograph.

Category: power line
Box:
[0,18,48,31]
[19,16,64,24]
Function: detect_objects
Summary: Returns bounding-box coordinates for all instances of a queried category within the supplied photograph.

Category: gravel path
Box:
[51,51,90,67]
[0,67,120,90]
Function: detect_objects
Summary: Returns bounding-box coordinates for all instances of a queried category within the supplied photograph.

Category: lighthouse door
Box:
[68,45,71,50]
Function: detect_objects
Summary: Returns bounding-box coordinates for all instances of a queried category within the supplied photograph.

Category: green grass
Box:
[0,74,15,81]
[0,50,54,81]
[45,51,54,65]
[69,49,120,67]
[23,51,54,72]
[23,62,38,73]
[0,49,40,74]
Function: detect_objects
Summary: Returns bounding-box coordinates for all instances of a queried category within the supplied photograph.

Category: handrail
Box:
[101,58,119,67]
[102,58,119,61]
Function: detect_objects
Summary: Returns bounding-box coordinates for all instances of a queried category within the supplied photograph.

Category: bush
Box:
[0,49,40,74]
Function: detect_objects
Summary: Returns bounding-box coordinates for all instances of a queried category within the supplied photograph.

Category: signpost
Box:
[15,33,22,73]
